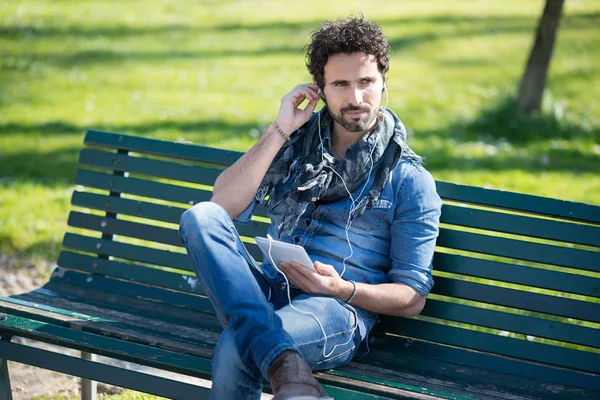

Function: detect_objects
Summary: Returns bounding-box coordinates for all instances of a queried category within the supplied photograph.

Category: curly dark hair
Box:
[305,16,390,90]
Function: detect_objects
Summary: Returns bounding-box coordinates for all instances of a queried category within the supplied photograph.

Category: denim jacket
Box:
[236,134,442,340]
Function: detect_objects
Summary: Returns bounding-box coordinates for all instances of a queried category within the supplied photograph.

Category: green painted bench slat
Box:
[71,189,271,227]
[62,220,263,267]
[57,251,206,295]
[370,334,600,393]
[420,299,599,348]
[0,313,214,377]
[0,296,218,355]
[436,181,600,224]
[62,233,193,271]
[0,340,210,399]
[68,210,267,252]
[441,204,600,248]
[74,169,268,223]
[68,211,183,247]
[72,191,189,224]
[40,273,219,329]
[79,148,223,188]
[437,228,599,272]
[44,270,215,318]
[432,276,599,322]
[75,170,206,206]
[85,130,240,167]
[433,252,599,298]
[380,317,600,374]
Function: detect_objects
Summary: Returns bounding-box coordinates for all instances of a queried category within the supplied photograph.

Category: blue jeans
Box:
[179,202,362,400]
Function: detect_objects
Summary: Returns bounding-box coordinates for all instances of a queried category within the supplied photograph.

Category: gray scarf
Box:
[258,107,421,237]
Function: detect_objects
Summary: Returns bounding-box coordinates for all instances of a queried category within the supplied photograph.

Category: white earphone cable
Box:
[265,104,379,358]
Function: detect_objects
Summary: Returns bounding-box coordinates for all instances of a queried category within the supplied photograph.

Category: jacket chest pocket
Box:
[339,198,393,232]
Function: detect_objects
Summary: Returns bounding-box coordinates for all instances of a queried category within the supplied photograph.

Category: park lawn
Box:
[1,0,599,267]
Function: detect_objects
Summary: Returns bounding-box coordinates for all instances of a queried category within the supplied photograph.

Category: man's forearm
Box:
[211,84,320,219]
[337,281,426,317]
[211,125,286,219]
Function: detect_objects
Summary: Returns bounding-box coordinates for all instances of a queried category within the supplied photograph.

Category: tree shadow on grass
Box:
[415,95,600,174]
[0,118,263,184]
[2,12,597,74]
[1,12,596,40]
[418,138,600,174]
[1,237,63,267]
[457,95,599,144]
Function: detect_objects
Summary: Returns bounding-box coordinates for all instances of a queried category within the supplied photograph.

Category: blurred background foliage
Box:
[0,0,599,264]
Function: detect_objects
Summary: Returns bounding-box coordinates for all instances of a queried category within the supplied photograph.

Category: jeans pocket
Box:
[311,343,357,371]
[308,299,361,370]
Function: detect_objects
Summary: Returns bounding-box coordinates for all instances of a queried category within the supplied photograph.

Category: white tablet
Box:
[255,236,315,271]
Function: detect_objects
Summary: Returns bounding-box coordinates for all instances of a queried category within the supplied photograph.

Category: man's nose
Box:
[348,87,363,106]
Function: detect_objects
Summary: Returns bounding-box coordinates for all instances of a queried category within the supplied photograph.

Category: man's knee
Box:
[179,201,229,238]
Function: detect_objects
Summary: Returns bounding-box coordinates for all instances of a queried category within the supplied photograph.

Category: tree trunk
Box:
[517,0,565,115]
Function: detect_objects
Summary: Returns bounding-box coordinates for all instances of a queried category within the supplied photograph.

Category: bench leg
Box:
[81,352,97,400]
[0,337,13,400]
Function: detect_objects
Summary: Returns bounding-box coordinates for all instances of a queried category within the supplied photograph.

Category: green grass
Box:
[1,0,599,266]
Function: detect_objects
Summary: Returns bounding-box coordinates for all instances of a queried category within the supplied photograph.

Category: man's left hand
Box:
[279,261,353,300]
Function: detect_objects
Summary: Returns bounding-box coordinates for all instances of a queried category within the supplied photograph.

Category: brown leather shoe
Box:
[267,350,332,400]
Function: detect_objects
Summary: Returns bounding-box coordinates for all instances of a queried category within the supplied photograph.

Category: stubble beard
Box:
[330,104,380,133]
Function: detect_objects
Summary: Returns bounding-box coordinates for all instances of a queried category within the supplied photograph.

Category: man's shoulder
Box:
[392,158,432,185]
[389,158,438,202]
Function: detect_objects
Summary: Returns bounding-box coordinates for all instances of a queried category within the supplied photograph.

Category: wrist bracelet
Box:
[271,121,291,142]
[346,281,359,305]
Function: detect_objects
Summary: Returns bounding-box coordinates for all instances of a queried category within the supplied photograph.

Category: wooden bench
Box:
[1,130,599,400]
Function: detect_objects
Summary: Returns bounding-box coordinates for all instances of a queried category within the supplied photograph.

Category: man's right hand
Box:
[275,83,320,136]
[211,84,320,220]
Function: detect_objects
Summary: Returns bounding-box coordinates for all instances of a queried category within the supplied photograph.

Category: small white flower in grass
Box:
[484,144,497,155]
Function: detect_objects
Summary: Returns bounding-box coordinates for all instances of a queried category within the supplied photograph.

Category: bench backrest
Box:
[58,130,600,381]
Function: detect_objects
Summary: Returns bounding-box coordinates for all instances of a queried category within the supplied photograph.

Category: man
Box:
[179,16,442,400]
